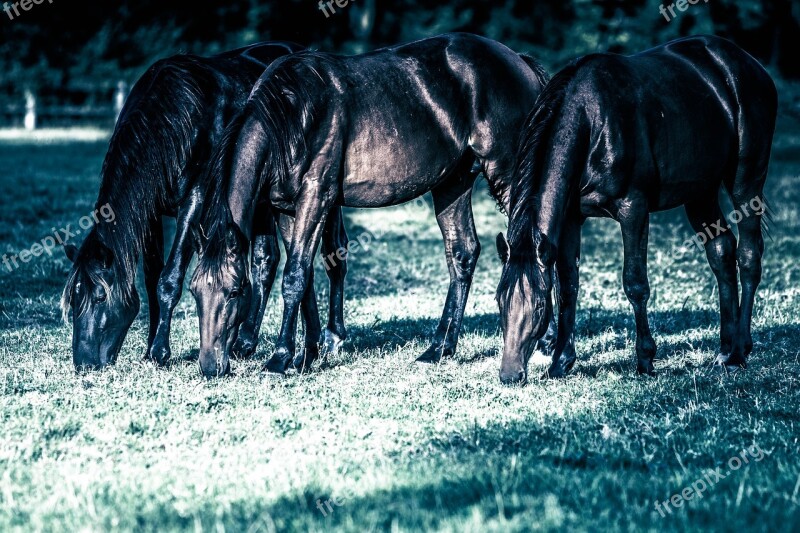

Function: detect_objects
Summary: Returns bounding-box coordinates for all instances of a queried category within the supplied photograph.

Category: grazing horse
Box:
[496,35,777,384]
[190,33,550,378]
[61,41,347,371]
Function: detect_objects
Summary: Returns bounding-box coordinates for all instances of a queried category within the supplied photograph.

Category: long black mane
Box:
[62,55,215,316]
[496,59,584,300]
[485,53,550,213]
[195,53,321,283]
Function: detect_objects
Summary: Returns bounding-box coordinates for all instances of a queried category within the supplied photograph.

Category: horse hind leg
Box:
[684,196,738,364]
[320,206,348,356]
[722,72,775,367]
[416,164,480,364]
[725,171,768,367]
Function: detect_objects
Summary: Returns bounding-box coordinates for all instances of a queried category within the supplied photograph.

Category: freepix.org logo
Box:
[2,204,115,273]
[3,0,55,22]
[659,0,710,23]
[318,0,355,19]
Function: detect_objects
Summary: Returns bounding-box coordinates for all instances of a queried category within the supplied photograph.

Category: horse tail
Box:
[761,195,775,242]
[518,53,550,91]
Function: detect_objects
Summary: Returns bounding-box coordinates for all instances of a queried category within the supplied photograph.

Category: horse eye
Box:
[229,289,241,299]
[92,294,107,304]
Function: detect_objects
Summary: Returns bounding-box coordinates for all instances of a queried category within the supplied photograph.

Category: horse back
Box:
[256,34,546,206]
[573,36,775,211]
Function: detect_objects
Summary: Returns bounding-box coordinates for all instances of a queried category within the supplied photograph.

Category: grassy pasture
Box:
[0,115,799,532]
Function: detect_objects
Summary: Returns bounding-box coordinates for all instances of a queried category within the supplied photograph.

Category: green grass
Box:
[1,114,799,532]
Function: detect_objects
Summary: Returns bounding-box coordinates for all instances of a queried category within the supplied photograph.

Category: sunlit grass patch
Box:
[0,128,110,144]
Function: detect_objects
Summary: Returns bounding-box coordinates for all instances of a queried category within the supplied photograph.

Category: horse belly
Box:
[339,129,462,208]
[648,108,735,211]
[651,144,732,210]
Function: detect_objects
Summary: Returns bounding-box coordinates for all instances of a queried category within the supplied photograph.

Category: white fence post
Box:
[24,90,36,131]
[350,0,376,40]
[114,80,127,123]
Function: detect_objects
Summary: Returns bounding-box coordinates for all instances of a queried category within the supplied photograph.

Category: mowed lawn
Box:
[0,113,799,532]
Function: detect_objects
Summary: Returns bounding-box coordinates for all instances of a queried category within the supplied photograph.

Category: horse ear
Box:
[496,233,509,264]
[96,244,114,269]
[64,244,79,263]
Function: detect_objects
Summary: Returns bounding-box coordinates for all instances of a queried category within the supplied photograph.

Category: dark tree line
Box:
[0,0,797,106]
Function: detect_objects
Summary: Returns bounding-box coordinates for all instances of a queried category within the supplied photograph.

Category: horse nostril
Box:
[199,356,218,378]
[499,368,527,385]
[199,352,230,378]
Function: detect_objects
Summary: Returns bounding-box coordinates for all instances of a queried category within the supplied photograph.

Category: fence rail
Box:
[0,82,127,129]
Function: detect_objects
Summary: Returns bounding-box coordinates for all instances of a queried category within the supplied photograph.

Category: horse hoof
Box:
[321,329,344,356]
[415,347,442,364]
[231,337,257,360]
[264,353,291,374]
[636,359,656,376]
[293,346,319,373]
[711,353,747,373]
[714,351,747,366]
[146,343,171,367]
[542,360,575,379]
[416,343,454,364]
[542,365,563,379]
[709,363,745,375]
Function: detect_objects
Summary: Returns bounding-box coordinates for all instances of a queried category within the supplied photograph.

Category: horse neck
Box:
[226,157,263,241]
[534,145,581,246]
[226,118,273,239]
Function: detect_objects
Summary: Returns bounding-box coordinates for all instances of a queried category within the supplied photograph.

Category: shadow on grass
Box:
[236,304,795,379]
[142,389,800,532]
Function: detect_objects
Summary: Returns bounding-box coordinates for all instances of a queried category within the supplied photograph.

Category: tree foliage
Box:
[0,0,796,105]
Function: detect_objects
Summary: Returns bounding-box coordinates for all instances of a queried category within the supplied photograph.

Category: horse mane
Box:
[196,52,320,284]
[518,53,551,92]
[497,58,584,301]
[486,53,550,215]
[62,55,215,317]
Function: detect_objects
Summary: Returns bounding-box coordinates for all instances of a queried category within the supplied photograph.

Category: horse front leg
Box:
[293,269,322,372]
[231,203,281,360]
[142,216,164,357]
[544,217,581,379]
[619,203,657,375]
[147,191,201,365]
[416,172,480,364]
[275,213,323,373]
[264,192,333,374]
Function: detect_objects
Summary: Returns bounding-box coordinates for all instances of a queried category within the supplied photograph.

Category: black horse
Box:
[496,35,777,384]
[61,41,348,371]
[190,33,550,377]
